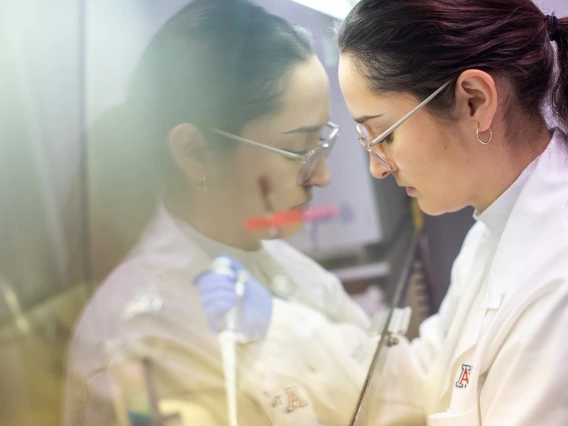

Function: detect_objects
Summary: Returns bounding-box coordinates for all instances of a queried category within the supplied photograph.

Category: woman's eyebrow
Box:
[281,122,326,134]
[353,113,383,124]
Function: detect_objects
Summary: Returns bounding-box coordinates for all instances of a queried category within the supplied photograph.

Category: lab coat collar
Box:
[473,156,538,243]
[129,204,214,280]
[485,128,568,310]
[169,206,268,276]
[139,205,288,289]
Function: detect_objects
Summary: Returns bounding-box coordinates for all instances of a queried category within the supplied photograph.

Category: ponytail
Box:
[549,15,568,132]
[86,104,166,282]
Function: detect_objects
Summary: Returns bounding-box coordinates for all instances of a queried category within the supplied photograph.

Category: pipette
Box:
[211,256,246,426]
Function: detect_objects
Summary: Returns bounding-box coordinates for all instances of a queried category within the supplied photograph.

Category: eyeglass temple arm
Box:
[208,128,301,160]
[210,121,339,159]
[369,80,452,148]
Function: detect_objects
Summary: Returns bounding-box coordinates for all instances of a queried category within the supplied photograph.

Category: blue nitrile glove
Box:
[195,255,273,341]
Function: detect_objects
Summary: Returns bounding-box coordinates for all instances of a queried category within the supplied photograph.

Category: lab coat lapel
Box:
[140,205,218,283]
[431,129,568,412]
[426,246,491,413]
[484,129,568,312]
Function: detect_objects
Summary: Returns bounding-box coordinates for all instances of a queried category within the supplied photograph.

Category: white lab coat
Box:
[64,203,376,425]
[66,127,568,425]
[367,128,568,425]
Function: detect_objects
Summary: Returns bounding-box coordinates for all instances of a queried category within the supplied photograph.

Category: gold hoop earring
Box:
[195,175,207,193]
[476,123,493,145]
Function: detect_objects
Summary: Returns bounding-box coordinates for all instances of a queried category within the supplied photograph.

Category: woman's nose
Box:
[370,155,392,179]
[305,158,332,188]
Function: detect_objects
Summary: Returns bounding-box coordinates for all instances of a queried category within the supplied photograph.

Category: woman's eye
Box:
[382,132,394,144]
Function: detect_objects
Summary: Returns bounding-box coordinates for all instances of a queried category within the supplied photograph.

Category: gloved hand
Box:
[195,255,273,341]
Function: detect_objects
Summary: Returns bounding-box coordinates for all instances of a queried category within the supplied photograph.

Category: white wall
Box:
[289,0,357,19]
[535,0,568,16]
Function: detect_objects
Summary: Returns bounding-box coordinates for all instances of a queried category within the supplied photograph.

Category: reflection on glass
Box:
[65,1,385,425]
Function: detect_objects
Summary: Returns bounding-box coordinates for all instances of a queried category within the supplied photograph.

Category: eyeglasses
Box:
[356,80,453,171]
[209,121,340,185]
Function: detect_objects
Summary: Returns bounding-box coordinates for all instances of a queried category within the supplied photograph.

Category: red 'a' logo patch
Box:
[286,387,308,412]
[455,364,472,388]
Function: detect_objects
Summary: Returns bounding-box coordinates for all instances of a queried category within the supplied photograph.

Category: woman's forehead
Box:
[260,57,331,133]
[339,55,416,122]
[282,58,330,116]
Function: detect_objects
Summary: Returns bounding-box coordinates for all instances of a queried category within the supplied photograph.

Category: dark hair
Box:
[83,0,314,281]
[336,0,568,133]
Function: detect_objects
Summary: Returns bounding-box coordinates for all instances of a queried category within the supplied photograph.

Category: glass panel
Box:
[349,235,419,425]
[1,1,436,425]
[0,1,86,425]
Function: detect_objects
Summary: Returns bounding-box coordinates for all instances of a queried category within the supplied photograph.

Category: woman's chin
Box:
[280,222,303,238]
[258,222,303,240]
[416,197,463,217]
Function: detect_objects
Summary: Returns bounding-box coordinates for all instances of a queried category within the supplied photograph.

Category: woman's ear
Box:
[168,123,208,180]
[455,69,498,132]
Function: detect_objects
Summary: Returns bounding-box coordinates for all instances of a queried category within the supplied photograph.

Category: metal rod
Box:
[348,232,420,426]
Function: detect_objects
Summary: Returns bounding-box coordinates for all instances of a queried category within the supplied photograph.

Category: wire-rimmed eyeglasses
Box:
[356,80,453,171]
[209,121,340,185]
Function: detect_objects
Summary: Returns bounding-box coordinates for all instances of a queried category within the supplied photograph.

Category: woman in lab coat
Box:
[65,0,376,425]
[204,0,568,424]
[332,0,568,424]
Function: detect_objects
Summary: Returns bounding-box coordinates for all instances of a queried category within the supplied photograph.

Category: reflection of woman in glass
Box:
[65,1,375,424]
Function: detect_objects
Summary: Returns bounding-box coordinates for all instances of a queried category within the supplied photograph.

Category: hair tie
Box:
[546,14,559,42]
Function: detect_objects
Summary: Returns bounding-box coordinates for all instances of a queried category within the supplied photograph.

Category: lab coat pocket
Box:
[427,402,480,426]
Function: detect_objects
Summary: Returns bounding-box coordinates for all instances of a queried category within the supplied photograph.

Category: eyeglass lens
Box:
[356,125,392,171]
[297,147,325,185]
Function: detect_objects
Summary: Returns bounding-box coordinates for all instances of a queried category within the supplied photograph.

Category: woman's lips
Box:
[291,202,309,212]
